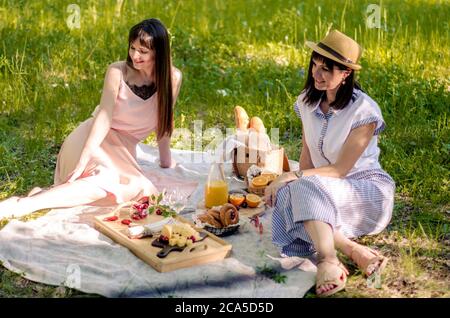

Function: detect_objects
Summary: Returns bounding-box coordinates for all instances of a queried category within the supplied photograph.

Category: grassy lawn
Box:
[0,0,449,297]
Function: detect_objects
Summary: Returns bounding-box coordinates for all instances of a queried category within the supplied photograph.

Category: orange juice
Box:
[205,180,229,208]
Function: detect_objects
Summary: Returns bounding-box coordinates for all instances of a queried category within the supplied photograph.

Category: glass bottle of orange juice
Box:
[205,163,229,208]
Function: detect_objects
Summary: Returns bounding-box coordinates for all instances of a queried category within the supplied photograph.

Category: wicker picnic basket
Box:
[232,144,290,179]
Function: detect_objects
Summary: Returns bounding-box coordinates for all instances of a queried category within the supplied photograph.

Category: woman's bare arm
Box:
[67,63,121,182]
[302,122,377,178]
[83,63,122,151]
[265,122,376,205]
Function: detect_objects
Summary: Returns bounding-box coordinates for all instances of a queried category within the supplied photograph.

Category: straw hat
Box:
[305,30,363,70]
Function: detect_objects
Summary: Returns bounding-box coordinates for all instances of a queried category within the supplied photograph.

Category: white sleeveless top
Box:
[294,89,386,176]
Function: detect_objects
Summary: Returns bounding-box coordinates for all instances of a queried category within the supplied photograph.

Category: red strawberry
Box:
[121,219,132,226]
[156,209,162,215]
[103,216,118,222]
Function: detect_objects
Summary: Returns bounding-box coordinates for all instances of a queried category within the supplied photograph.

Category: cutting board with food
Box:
[94,210,232,273]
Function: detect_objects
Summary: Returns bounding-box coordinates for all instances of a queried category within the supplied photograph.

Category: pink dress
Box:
[54,65,195,205]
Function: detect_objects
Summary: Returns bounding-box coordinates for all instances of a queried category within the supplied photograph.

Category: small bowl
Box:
[203,223,240,237]
[192,212,241,237]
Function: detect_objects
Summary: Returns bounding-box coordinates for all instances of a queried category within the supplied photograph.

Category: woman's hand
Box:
[264,172,298,207]
[159,158,177,169]
[66,150,93,183]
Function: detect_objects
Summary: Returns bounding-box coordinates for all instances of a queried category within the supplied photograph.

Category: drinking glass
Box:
[169,188,188,214]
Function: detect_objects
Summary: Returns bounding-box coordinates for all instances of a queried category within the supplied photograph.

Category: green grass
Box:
[0,0,449,297]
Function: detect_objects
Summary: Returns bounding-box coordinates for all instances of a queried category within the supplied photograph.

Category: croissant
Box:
[219,203,239,227]
[199,203,239,228]
[198,213,223,228]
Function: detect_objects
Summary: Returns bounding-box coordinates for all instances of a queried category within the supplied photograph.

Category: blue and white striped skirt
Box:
[272,169,395,256]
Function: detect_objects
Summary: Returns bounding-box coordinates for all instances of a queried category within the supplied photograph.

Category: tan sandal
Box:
[315,259,349,297]
[350,245,388,277]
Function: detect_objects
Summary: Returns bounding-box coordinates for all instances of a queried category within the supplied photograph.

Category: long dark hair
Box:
[302,51,362,110]
[127,18,173,140]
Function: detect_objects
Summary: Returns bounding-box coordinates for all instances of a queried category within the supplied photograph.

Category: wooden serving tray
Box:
[94,211,232,273]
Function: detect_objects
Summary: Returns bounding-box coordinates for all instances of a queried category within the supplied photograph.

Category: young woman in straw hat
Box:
[265,30,395,297]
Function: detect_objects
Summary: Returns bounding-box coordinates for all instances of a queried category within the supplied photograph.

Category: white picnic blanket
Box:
[0,144,316,298]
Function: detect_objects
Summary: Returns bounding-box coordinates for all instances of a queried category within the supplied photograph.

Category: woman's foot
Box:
[316,256,349,297]
[0,196,35,219]
[0,196,21,219]
[349,244,388,277]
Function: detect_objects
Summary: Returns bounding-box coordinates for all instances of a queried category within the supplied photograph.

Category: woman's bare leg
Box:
[0,180,108,219]
[303,220,339,295]
[333,230,358,256]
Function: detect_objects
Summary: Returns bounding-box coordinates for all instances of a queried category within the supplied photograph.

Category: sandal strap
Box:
[350,245,384,274]
[317,259,349,278]
[318,258,349,270]
[316,260,348,294]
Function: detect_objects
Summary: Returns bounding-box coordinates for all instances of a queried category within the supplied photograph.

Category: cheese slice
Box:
[177,237,187,247]
[162,222,200,247]
[161,224,173,240]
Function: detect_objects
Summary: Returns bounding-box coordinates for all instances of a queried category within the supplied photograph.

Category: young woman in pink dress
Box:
[0,18,182,218]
